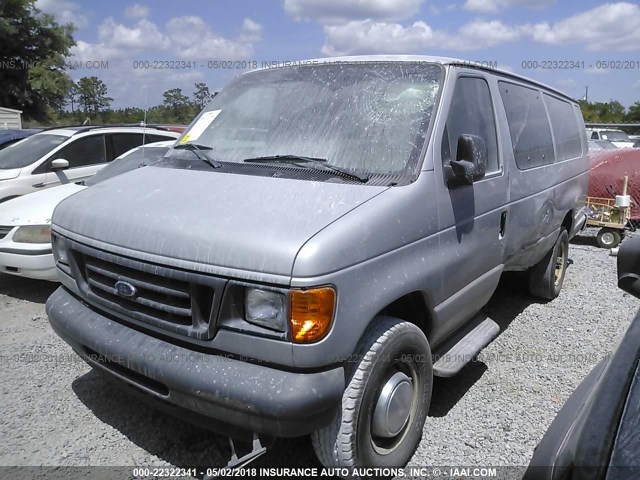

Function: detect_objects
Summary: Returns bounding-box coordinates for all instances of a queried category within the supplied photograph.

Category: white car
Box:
[586,128,635,149]
[0,126,180,203]
[0,141,174,281]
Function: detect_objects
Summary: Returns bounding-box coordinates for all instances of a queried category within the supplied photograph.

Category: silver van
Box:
[46,56,589,469]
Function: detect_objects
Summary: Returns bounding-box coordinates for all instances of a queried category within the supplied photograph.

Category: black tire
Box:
[528,229,569,300]
[312,316,432,470]
[596,228,621,249]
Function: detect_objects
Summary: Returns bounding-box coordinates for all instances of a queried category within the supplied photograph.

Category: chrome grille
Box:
[82,254,199,327]
[0,226,13,240]
[57,238,225,340]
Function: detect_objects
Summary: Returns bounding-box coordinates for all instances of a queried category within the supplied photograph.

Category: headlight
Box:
[290,287,335,343]
[51,233,69,265]
[245,288,287,331]
[12,225,52,244]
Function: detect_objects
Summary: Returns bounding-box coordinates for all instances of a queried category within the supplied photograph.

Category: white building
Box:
[0,107,23,129]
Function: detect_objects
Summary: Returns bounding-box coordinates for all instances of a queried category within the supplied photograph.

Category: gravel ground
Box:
[0,228,638,478]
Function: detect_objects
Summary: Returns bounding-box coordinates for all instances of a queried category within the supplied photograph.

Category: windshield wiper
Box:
[243,155,369,183]
[173,143,222,169]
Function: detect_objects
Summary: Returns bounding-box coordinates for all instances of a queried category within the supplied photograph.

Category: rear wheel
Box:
[528,229,569,300]
[312,317,432,469]
[596,228,621,249]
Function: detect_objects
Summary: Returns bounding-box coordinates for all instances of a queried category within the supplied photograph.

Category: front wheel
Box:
[312,317,432,469]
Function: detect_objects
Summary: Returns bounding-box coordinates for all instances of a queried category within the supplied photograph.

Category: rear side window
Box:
[53,135,107,168]
[110,133,144,159]
[498,82,554,169]
[443,76,499,173]
[544,94,582,161]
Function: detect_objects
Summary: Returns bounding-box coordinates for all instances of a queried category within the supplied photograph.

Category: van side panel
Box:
[496,80,589,271]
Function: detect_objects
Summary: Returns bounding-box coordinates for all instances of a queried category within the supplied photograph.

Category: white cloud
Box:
[166,16,261,60]
[527,2,640,51]
[71,40,128,62]
[70,18,169,64]
[240,18,263,43]
[70,15,261,64]
[284,0,424,23]
[98,18,169,50]
[322,20,433,55]
[435,20,522,50]
[322,19,521,55]
[464,0,554,13]
[125,4,151,19]
[35,0,89,28]
[320,3,640,56]
[67,15,262,108]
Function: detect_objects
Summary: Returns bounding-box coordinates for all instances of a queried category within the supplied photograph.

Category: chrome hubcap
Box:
[601,232,615,246]
[371,371,414,438]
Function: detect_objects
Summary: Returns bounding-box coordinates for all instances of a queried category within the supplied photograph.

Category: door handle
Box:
[32,183,46,188]
[499,211,507,239]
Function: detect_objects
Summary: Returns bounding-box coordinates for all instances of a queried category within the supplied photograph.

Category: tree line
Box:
[57,77,216,125]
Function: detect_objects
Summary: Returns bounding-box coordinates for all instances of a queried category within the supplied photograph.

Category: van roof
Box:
[251,55,577,104]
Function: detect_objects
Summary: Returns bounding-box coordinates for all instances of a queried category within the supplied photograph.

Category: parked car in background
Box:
[0,126,180,203]
[587,128,635,149]
[525,235,640,480]
[46,56,589,469]
[0,141,174,281]
[0,129,41,150]
[588,139,618,152]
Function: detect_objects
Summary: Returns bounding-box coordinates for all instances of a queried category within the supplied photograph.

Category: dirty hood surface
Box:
[53,166,387,277]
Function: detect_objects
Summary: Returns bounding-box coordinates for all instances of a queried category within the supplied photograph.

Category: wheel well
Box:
[562,210,573,233]
[378,291,433,338]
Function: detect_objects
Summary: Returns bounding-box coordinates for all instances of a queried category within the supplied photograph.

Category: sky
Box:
[34,0,640,110]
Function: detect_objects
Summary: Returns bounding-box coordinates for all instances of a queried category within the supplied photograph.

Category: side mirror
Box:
[618,236,640,299]
[51,159,70,171]
[448,134,487,186]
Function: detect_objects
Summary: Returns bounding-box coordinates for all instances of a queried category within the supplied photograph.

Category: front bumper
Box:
[0,246,57,281]
[46,287,345,438]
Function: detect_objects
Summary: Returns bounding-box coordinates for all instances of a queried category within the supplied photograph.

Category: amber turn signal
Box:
[289,287,336,343]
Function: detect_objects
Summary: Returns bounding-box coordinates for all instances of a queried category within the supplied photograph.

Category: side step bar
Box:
[433,315,500,377]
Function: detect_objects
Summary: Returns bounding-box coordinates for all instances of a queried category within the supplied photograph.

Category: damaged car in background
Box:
[45,56,589,470]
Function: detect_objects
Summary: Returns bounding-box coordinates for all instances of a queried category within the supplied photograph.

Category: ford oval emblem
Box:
[115,280,137,298]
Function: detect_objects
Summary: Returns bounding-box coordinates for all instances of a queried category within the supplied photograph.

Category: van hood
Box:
[53,166,388,278]
[0,183,85,226]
